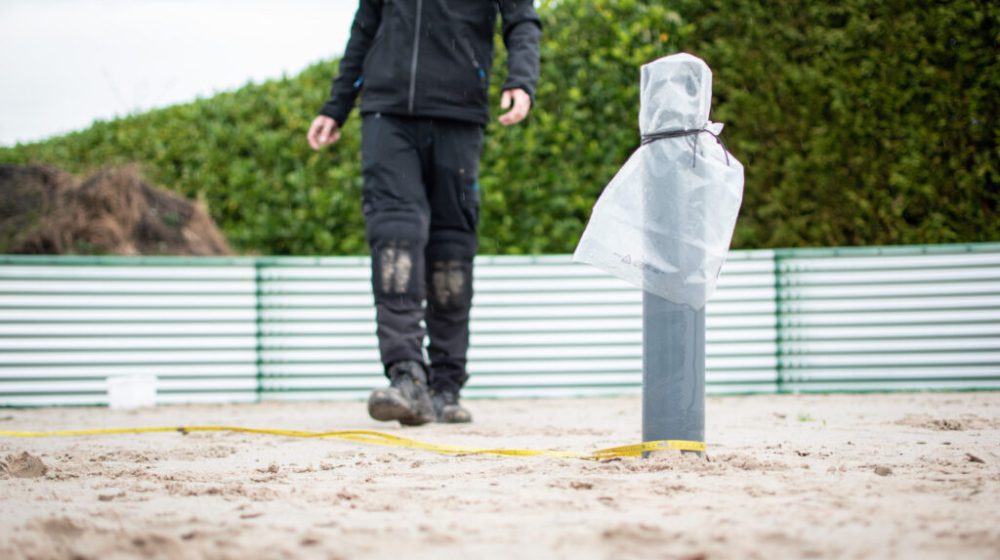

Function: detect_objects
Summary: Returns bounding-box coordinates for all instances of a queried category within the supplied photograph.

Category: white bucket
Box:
[106,374,157,409]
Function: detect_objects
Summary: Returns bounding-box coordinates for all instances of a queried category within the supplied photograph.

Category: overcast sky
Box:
[0,0,357,146]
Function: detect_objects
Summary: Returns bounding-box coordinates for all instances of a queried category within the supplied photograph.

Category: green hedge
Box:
[675,0,999,248]
[1,0,996,255]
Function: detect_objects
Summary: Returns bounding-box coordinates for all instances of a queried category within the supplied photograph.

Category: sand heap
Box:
[0,164,232,256]
[0,452,48,479]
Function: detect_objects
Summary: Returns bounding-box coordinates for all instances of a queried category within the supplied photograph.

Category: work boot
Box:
[431,389,472,424]
[367,361,435,426]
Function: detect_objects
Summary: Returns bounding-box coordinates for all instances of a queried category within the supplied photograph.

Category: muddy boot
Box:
[367,361,435,426]
[431,389,472,424]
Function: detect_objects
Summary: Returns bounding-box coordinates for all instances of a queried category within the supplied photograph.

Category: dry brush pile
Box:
[0,164,231,256]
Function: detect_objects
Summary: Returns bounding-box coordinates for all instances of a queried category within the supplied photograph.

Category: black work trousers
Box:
[360,113,483,393]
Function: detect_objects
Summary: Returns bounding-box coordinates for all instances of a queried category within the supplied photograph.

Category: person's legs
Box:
[424,250,473,390]
[424,119,483,422]
[361,113,434,425]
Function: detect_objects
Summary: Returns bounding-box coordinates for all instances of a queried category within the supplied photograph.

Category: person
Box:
[306,1,541,426]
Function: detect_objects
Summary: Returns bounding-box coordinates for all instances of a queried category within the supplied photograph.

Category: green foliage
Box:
[481,0,684,253]
[1,0,996,254]
[674,0,999,247]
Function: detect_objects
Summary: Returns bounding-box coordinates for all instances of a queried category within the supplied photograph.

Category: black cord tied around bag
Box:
[640,127,731,168]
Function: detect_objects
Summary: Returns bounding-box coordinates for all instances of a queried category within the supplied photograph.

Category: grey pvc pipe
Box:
[642,291,705,455]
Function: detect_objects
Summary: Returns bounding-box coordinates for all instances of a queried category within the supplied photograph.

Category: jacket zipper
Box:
[408,0,423,113]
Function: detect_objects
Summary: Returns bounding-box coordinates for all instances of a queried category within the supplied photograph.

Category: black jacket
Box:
[319,0,541,126]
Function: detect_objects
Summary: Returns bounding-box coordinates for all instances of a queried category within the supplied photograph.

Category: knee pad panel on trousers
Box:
[373,239,422,301]
[366,208,429,303]
[428,259,472,311]
[426,231,475,311]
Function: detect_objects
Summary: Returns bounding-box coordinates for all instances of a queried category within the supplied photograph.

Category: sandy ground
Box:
[0,392,998,560]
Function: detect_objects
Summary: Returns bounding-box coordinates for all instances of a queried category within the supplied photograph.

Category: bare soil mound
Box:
[0,164,232,256]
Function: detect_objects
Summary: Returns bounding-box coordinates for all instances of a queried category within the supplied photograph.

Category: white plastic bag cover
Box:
[573,53,744,309]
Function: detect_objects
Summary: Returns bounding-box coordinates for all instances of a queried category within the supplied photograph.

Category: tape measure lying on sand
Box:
[0,426,705,459]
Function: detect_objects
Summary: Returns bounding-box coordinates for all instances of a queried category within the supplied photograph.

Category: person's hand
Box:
[307,115,342,150]
[498,88,531,126]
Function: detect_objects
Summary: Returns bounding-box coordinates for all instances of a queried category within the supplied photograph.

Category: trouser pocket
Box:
[428,120,484,238]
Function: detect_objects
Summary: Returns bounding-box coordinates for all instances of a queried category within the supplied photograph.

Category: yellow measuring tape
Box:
[0,426,704,459]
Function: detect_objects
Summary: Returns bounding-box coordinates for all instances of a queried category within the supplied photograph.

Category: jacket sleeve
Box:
[498,0,543,101]
[318,0,383,125]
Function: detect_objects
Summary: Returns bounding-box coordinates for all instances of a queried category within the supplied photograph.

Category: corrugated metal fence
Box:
[1,243,998,406]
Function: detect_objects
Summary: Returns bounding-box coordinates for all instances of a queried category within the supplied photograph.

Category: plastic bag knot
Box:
[640,127,731,168]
